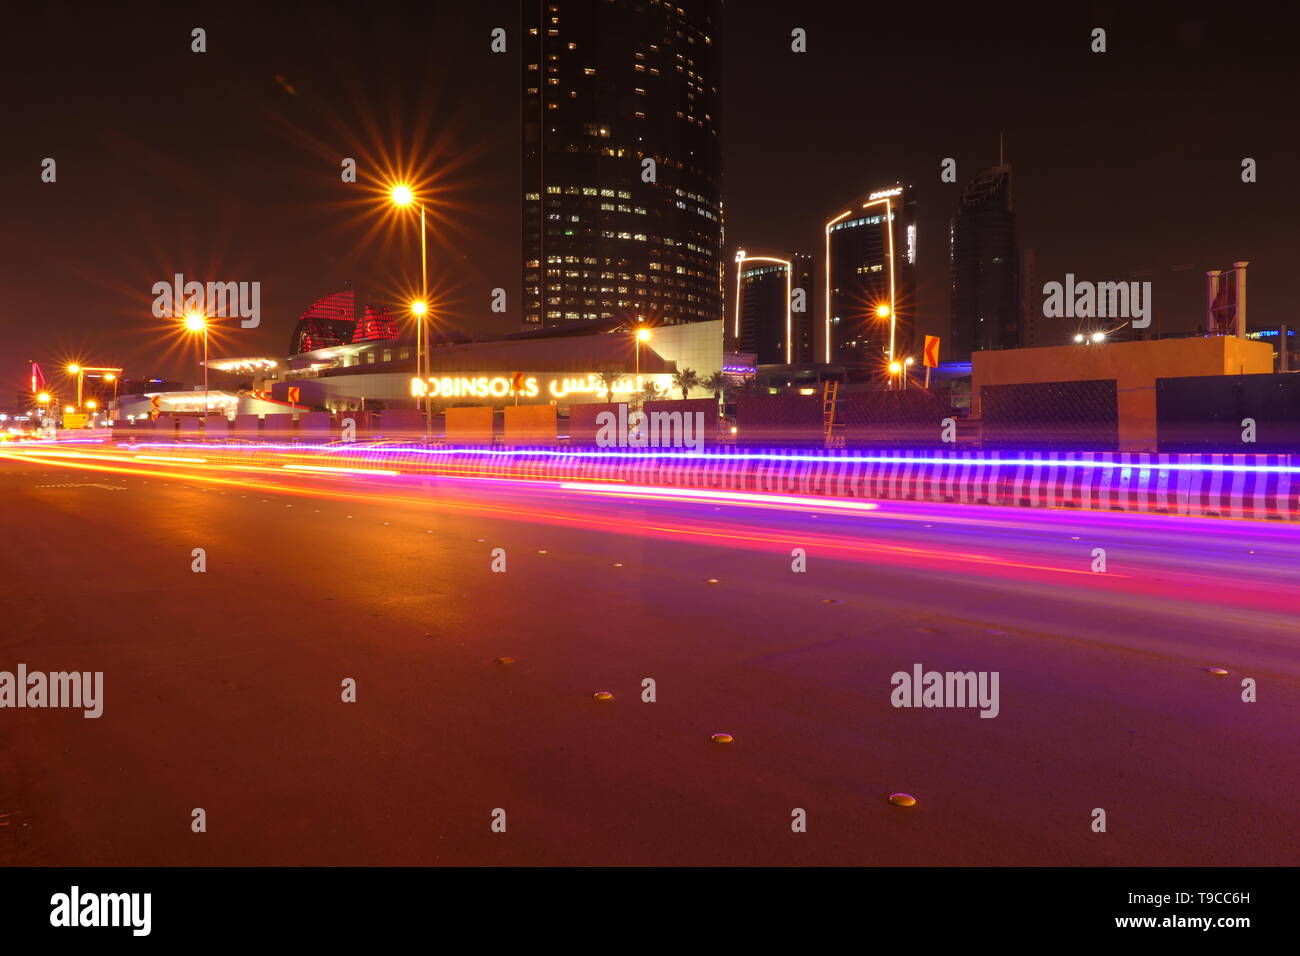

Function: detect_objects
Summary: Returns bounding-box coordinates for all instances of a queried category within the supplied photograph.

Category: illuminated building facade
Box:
[733,252,792,365]
[949,164,1021,360]
[289,291,402,355]
[290,290,358,354]
[823,184,917,365]
[522,0,724,329]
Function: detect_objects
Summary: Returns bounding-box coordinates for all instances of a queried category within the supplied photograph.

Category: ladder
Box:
[822,380,844,447]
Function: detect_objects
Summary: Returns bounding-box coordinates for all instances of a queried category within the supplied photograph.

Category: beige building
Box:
[972,336,1274,451]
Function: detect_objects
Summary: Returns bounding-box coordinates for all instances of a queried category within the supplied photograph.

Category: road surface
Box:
[1,449,1297,865]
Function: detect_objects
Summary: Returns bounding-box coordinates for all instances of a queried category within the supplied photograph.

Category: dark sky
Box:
[4,0,1298,397]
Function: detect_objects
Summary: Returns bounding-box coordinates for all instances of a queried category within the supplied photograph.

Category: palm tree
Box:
[701,371,728,402]
[673,368,700,400]
[598,368,621,402]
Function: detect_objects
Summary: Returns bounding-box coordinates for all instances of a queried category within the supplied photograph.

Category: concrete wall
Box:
[298,411,331,435]
[504,404,557,444]
[972,337,1273,451]
[445,406,494,444]
[568,402,624,444]
[647,319,723,380]
[232,414,261,437]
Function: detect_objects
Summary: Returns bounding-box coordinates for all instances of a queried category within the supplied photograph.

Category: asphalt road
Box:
[1,451,1297,866]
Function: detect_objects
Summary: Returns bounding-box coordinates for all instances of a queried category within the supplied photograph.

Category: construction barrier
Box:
[97,441,1300,522]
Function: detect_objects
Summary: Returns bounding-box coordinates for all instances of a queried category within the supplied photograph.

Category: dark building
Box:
[950,164,1021,361]
[823,184,917,367]
[733,252,792,365]
[522,0,724,330]
[792,252,814,364]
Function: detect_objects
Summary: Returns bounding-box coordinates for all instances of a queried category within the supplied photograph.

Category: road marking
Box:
[33,482,126,491]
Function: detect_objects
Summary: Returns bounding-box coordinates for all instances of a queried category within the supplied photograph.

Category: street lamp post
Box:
[66,364,83,408]
[184,311,209,419]
[390,184,431,441]
[635,326,652,409]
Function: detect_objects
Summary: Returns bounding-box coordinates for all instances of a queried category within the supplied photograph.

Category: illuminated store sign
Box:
[868,187,903,200]
[410,373,675,400]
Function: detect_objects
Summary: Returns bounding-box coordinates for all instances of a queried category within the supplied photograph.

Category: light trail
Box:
[559,482,880,513]
[283,464,400,477]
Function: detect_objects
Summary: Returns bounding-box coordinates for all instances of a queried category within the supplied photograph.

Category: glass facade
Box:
[949,164,1021,361]
[824,184,917,365]
[522,0,724,329]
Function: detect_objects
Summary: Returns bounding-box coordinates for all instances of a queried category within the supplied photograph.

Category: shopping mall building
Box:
[201,292,749,415]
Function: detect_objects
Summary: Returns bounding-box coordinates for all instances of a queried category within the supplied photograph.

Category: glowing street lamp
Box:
[635,325,652,381]
[390,183,430,440]
[66,363,84,407]
[183,311,210,417]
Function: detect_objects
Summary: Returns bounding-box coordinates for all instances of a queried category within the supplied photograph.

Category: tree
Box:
[598,368,621,402]
[673,368,700,400]
[701,371,728,402]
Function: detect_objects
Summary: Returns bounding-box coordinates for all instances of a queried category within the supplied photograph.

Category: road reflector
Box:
[889,793,917,807]
[593,691,614,701]
[494,656,516,665]
[1207,667,1229,676]
[706,578,719,584]
[710,732,734,744]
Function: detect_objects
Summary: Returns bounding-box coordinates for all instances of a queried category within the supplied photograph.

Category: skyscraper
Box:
[522,0,724,330]
[949,164,1021,361]
[823,184,917,366]
[733,251,792,365]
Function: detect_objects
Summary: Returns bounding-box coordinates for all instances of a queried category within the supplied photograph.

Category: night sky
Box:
[3,0,1298,397]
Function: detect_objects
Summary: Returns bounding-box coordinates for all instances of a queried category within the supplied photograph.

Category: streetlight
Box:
[903,356,915,391]
[635,326,652,379]
[390,183,430,441]
[66,364,83,407]
[183,311,209,418]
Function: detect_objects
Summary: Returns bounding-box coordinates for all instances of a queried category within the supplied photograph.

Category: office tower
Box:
[823,183,917,365]
[522,0,724,329]
[950,164,1020,360]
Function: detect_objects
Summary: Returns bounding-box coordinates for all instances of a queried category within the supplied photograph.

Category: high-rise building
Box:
[733,251,792,365]
[522,0,724,330]
[1020,247,1042,347]
[822,183,917,366]
[949,164,1020,361]
[792,252,814,364]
